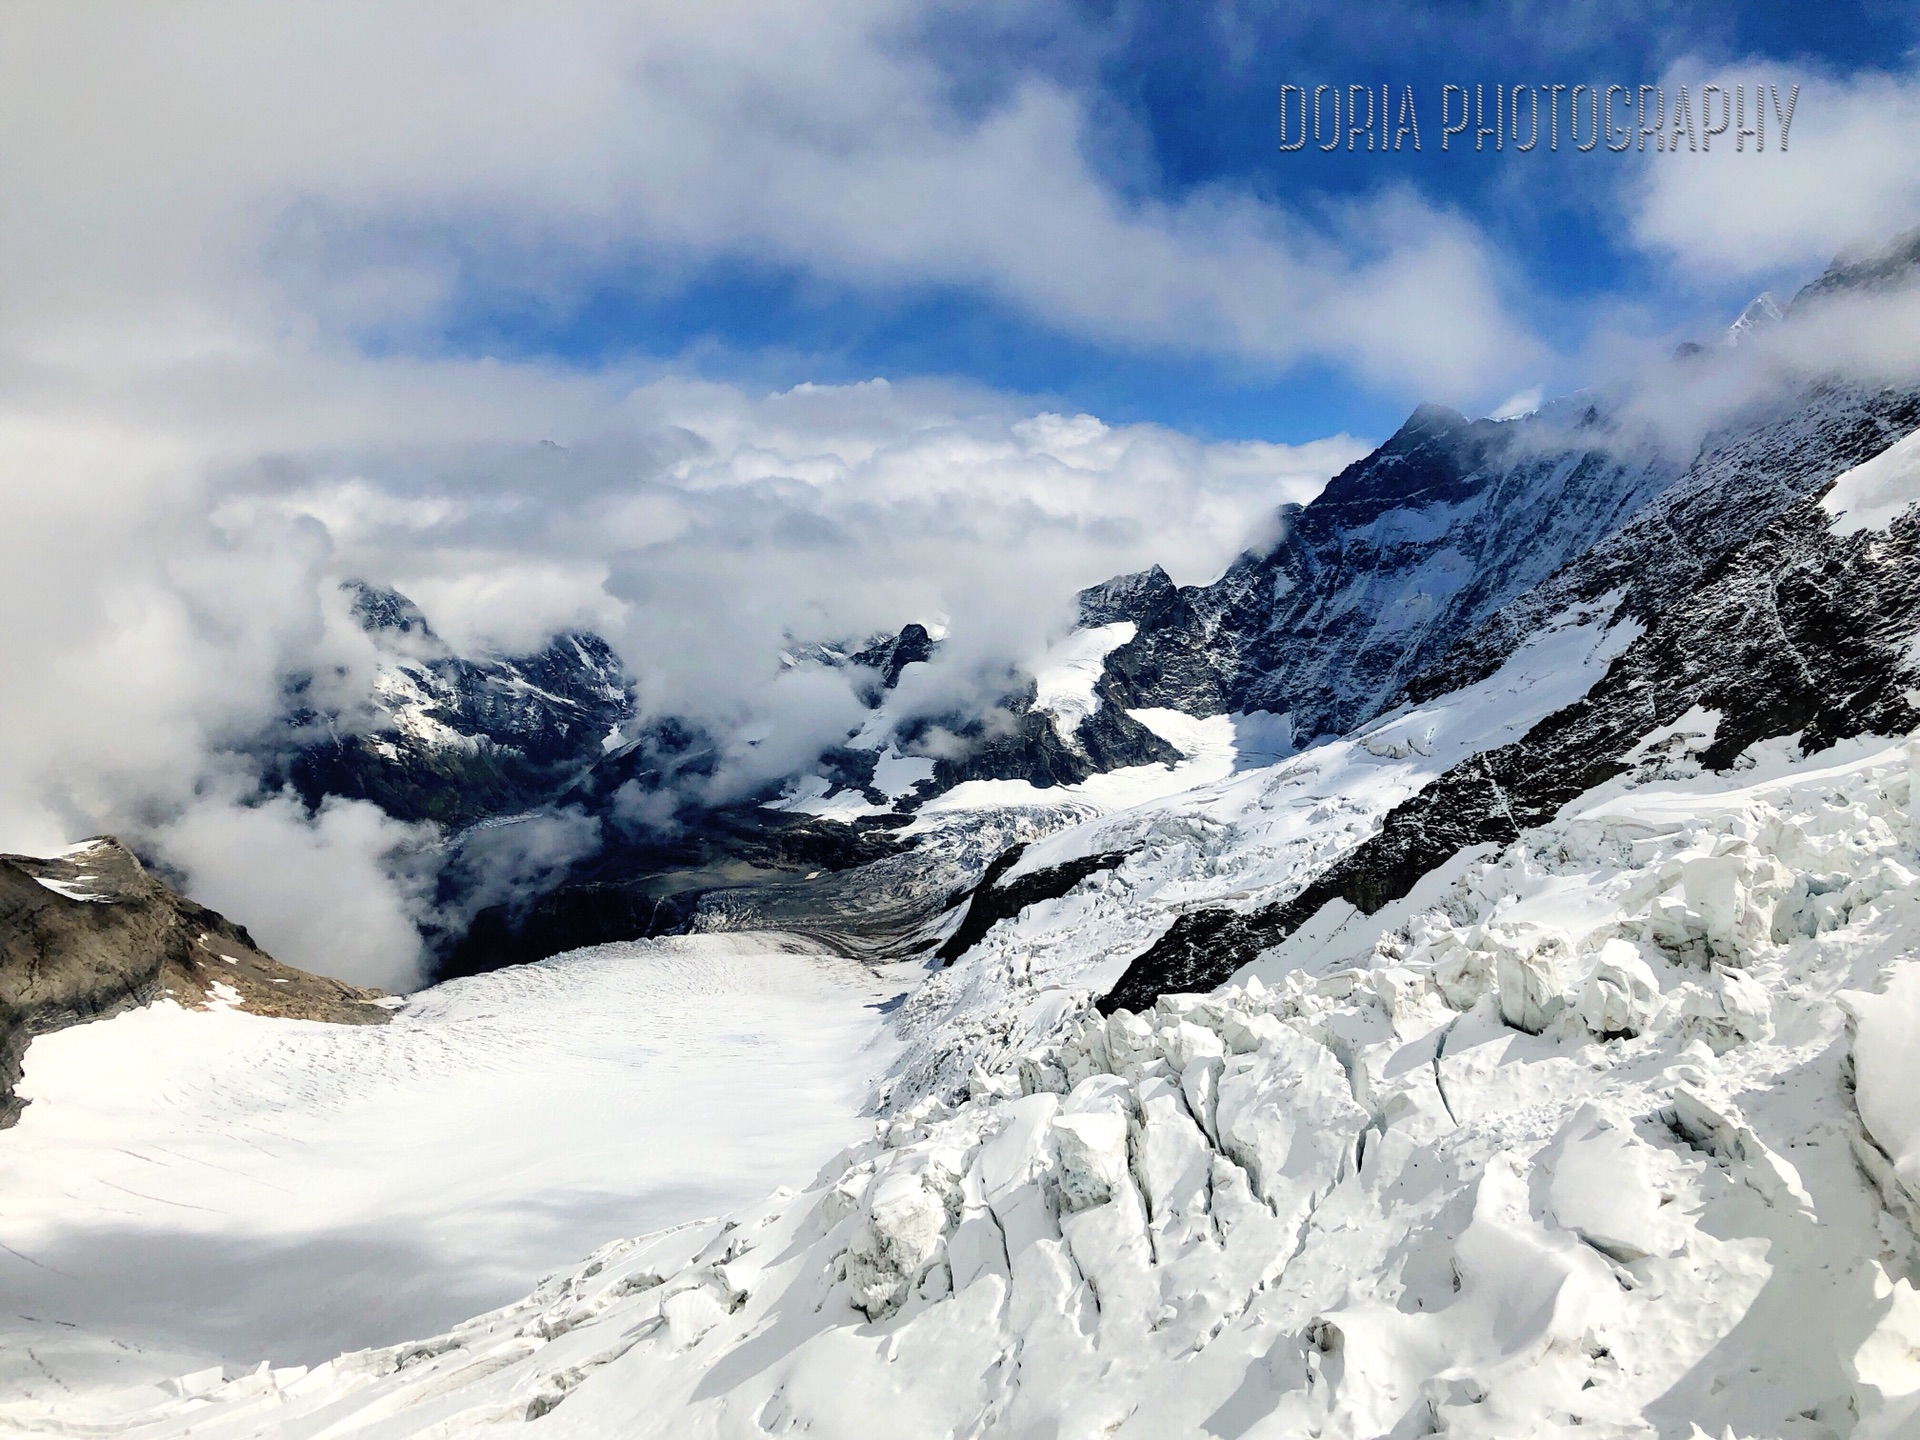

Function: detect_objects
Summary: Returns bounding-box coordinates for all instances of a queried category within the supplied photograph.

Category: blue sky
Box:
[419,0,1920,443]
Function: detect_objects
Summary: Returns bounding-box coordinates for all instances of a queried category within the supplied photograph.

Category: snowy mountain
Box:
[16,234,1920,1436]
[275,580,637,829]
[1113,385,1920,1012]
[1077,395,1681,741]
[430,617,1190,977]
[371,241,1920,988]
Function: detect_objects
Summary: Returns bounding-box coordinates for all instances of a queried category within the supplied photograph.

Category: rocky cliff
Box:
[0,838,389,1126]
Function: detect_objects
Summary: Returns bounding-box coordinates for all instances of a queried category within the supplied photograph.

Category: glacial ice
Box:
[22,729,1920,1438]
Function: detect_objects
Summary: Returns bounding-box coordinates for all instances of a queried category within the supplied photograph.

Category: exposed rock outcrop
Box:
[0,838,388,1126]
[1104,479,1920,1012]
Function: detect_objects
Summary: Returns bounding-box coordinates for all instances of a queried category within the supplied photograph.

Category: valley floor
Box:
[0,934,901,1403]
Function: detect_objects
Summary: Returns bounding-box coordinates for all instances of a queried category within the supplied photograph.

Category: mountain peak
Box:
[850,623,938,690]
[1393,401,1471,443]
[342,579,439,643]
[1077,562,1178,627]
[1790,224,1920,309]
[1725,292,1782,346]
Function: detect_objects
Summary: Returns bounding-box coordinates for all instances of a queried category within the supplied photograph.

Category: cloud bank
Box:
[1632,59,1920,279]
[0,0,1536,398]
[0,353,1364,988]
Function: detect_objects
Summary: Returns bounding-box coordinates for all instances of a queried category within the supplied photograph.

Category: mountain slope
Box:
[0,838,388,1126]
[277,581,636,829]
[1081,396,1680,740]
[1399,379,1920,711]
[1107,417,1920,1012]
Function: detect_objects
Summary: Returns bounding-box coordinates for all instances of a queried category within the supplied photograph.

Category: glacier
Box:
[15,729,1920,1438]
[9,243,1920,1439]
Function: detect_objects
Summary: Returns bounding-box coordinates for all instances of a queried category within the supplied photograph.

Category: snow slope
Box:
[33,731,1920,1439]
[1824,427,1920,537]
[1030,622,1136,742]
[0,935,898,1403]
[885,595,1639,1106]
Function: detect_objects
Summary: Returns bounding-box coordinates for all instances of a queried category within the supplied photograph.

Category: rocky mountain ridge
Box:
[273,580,636,830]
[0,838,388,1126]
[1078,395,1680,739]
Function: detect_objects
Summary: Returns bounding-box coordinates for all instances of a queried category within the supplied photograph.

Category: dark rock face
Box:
[276,582,635,828]
[0,839,387,1126]
[1399,382,1920,709]
[908,683,1181,795]
[1083,398,1682,740]
[851,623,938,692]
[1789,223,1920,307]
[935,845,1131,964]
[1102,485,1920,1013]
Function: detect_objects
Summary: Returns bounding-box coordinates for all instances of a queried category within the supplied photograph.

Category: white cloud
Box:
[0,0,1536,397]
[435,808,605,937]
[158,789,434,991]
[1489,386,1543,421]
[1630,60,1920,279]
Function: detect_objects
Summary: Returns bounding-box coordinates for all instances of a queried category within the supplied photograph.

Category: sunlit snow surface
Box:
[1029,621,1136,742]
[0,935,899,1400]
[23,730,1920,1438]
[1823,425,1920,536]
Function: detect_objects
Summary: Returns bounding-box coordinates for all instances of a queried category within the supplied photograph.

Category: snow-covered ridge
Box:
[880,596,1637,1108]
[282,580,637,831]
[1030,621,1135,743]
[33,721,1920,1438]
[1076,398,1681,741]
[1824,426,1920,537]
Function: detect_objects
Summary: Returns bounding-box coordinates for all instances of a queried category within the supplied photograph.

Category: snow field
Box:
[35,730,1920,1437]
[0,934,898,1404]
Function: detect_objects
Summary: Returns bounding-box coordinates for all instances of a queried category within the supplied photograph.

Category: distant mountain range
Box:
[204,230,1920,998]
[26,228,1920,1440]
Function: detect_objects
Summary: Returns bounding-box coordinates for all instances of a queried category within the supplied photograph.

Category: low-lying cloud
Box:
[160,788,436,992]
[0,353,1364,988]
